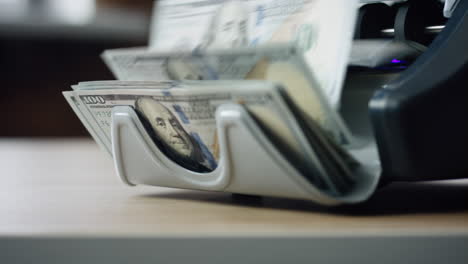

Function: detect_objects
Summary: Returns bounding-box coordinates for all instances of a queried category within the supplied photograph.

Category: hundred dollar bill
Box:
[102,45,354,146]
[63,92,112,155]
[149,0,358,107]
[64,80,345,192]
[72,80,176,90]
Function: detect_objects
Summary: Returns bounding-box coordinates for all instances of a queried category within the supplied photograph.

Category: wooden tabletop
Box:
[1,138,467,238]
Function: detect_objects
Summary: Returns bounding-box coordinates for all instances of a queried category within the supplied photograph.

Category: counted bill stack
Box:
[63,0,375,200]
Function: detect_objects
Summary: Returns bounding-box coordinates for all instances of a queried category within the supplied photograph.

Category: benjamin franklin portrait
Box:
[165,1,250,81]
[135,97,216,172]
[200,0,249,50]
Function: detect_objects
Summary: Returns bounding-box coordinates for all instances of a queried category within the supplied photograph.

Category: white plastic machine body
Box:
[111,102,381,206]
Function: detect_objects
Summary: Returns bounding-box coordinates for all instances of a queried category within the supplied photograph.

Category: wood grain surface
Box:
[0,139,467,237]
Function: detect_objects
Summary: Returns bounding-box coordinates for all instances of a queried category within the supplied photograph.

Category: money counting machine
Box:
[354,0,468,183]
[109,0,467,206]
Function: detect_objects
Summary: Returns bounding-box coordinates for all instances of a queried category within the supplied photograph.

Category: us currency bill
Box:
[101,45,354,146]
[64,92,112,155]
[149,0,358,107]
[64,80,347,191]
[72,80,175,90]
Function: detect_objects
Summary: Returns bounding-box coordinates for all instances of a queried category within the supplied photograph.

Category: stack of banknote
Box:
[64,0,364,196]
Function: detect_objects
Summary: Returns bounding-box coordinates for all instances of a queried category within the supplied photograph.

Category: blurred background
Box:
[0,0,152,136]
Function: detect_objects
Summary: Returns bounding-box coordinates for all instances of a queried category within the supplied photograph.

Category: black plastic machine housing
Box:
[370,0,468,182]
